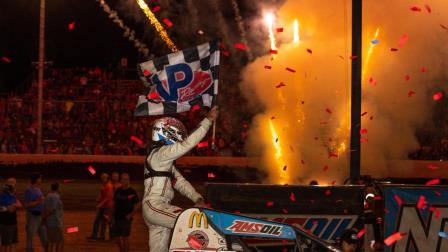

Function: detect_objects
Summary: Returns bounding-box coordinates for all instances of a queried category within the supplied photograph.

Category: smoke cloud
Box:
[240,0,448,184]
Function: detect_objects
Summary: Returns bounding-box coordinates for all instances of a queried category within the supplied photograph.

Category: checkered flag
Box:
[134,40,220,116]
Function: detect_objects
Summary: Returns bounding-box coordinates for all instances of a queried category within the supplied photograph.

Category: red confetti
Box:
[152,5,161,12]
[417,195,428,209]
[434,191,442,196]
[276,27,284,32]
[270,49,278,54]
[394,195,403,206]
[407,90,415,97]
[427,163,439,170]
[323,165,329,172]
[271,116,275,120]
[282,208,288,214]
[147,92,160,100]
[163,18,173,27]
[361,138,369,144]
[127,194,135,199]
[264,65,272,70]
[207,172,216,178]
[398,34,409,48]
[234,42,247,51]
[306,48,312,54]
[289,192,296,202]
[441,24,448,30]
[276,82,286,88]
[421,67,427,72]
[433,92,443,101]
[266,201,274,207]
[384,232,406,246]
[369,77,377,86]
[410,6,422,12]
[286,67,296,73]
[87,166,96,175]
[197,141,209,148]
[424,4,432,13]
[68,22,75,30]
[390,48,399,52]
[426,179,440,185]
[191,104,200,112]
[300,159,305,165]
[404,74,411,81]
[66,227,79,233]
[1,57,11,63]
[360,128,368,135]
[130,136,144,145]
[357,228,366,238]
[349,55,358,60]
[325,108,332,114]
[361,111,368,116]
[143,69,151,76]
[325,189,331,196]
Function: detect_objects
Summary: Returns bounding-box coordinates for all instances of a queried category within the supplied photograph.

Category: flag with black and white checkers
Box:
[134,40,220,116]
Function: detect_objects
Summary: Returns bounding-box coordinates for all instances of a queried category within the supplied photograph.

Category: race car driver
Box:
[142,106,219,252]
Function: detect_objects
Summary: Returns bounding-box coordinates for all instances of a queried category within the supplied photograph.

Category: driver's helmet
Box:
[152,117,187,145]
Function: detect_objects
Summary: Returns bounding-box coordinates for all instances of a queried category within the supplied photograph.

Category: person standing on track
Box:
[142,106,219,252]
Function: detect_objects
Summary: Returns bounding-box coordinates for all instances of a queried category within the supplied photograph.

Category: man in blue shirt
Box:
[24,174,48,252]
[43,182,64,252]
[0,177,22,252]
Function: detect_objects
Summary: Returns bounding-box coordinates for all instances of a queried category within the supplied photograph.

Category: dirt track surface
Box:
[10,179,203,252]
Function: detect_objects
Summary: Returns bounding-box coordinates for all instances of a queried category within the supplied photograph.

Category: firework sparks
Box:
[265,13,277,54]
[362,28,380,80]
[293,19,300,43]
[135,0,178,52]
[269,119,288,184]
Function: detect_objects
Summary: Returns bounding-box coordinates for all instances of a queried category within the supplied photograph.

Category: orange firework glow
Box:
[293,19,300,43]
[135,0,178,52]
[268,119,288,184]
[362,28,380,80]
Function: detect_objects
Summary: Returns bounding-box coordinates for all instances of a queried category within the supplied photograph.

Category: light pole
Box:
[350,0,362,183]
[36,0,45,153]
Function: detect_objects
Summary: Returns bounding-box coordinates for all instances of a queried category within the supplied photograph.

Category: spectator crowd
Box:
[1,67,446,160]
[0,172,139,252]
[0,67,249,157]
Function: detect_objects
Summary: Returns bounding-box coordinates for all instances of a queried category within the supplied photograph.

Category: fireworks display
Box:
[135,0,178,52]
[97,0,149,57]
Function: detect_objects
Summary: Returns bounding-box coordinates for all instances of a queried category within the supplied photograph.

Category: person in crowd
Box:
[340,228,361,252]
[110,173,139,252]
[43,182,64,252]
[0,178,22,252]
[111,171,122,192]
[24,174,48,252]
[88,173,113,241]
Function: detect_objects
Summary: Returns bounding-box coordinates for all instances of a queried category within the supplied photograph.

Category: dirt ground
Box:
[9,179,203,252]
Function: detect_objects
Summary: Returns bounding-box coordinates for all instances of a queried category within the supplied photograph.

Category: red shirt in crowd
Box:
[98,181,114,209]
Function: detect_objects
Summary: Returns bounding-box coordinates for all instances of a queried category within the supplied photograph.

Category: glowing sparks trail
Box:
[293,19,300,43]
[269,119,287,183]
[362,28,380,80]
[135,0,178,52]
[265,13,277,52]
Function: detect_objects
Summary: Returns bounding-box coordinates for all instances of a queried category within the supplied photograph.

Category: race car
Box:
[169,208,342,252]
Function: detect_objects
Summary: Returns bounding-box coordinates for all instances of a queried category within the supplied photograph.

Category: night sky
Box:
[0,0,278,93]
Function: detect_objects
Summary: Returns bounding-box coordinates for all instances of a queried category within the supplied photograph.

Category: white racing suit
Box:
[142,118,212,252]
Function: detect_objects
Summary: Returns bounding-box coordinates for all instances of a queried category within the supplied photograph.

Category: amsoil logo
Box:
[226,220,283,236]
